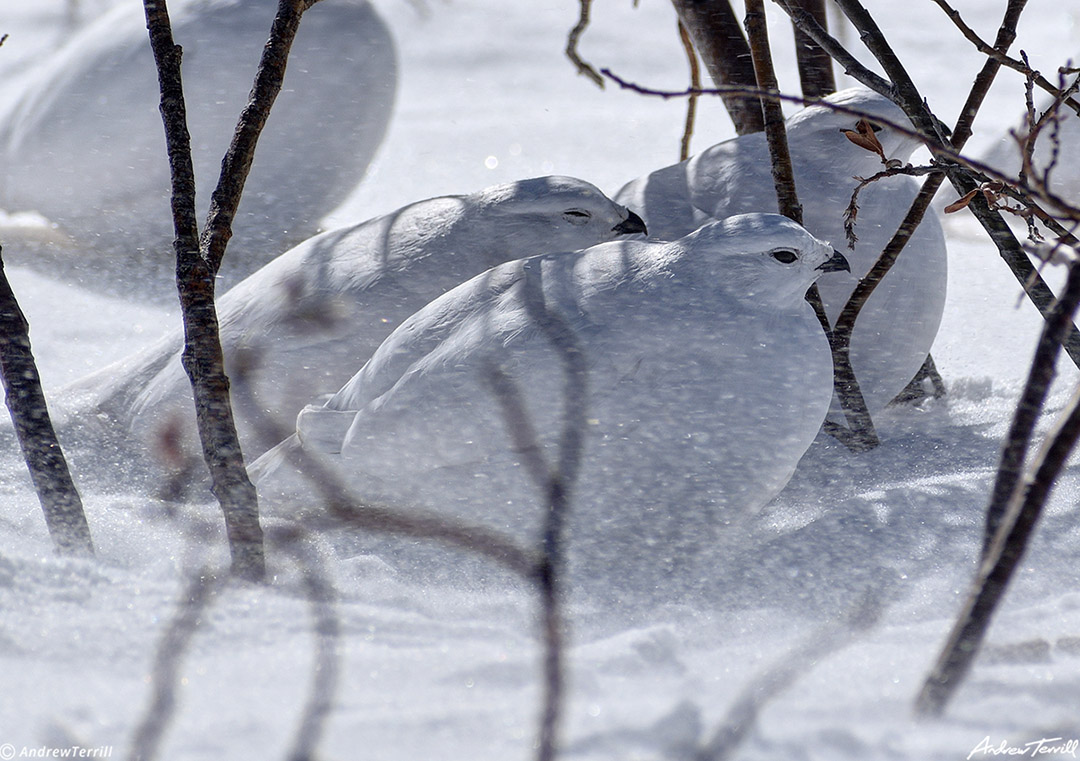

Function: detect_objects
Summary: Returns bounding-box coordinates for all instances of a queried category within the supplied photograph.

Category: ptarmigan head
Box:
[479,175,647,250]
[787,87,924,172]
[687,213,850,309]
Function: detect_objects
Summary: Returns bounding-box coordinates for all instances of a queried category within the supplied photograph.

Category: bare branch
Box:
[143,0,266,581]
[201,0,326,272]
[146,0,327,581]
[229,372,540,580]
[770,0,892,96]
[744,0,801,224]
[0,245,93,556]
[515,264,587,761]
[929,0,1080,117]
[844,164,944,249]
[788,0,835,98]
[565,0,605,88]
[273,529,340,761]
[948,0,1027,151]
[677,21,701,161]
[670,0,764,134]
[917,263,1080,717]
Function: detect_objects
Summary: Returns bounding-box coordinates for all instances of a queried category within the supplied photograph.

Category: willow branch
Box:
[670,0,764,134]
[565,0,605,88]
[789,0,835,98]
[929,0,1080,117]
[201,0,324,273]
[917,264,1080,717]
[127,569,226,761]
[677,21,701,161]
[0,246,93,556]
[770,0,892,96]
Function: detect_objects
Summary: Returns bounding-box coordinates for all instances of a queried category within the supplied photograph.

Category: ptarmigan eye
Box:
[771,249,799,264]
[563,209,592,226]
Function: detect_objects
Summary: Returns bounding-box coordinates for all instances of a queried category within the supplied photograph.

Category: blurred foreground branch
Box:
[677,21,701,161]
[127,524,341,761]
[697,588,884,760]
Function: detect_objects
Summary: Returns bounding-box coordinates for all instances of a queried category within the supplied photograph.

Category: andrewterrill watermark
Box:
[0,746,114,760]
[968,736,1080,759]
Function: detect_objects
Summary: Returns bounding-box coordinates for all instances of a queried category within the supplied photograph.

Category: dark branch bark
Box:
[670,0,764,134]
[0,246,93,556]
[770,0,892,95]
[145,0,331,582]
[743,0,800,224]
[745,2,878,450]
[789,0,835,98]
[916,263,1080,718]
[201,0,322,272]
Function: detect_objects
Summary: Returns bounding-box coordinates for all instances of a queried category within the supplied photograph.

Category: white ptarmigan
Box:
[63,176,646,476]
[0,0,397,300]
[616,88,948,413]
[251,214,849,592]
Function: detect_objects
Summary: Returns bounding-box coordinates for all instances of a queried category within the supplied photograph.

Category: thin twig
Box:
[565,0,605,88]
[770,0,892,96]
[928,0,1080,117]
[516,262,587,761]
[670,0,764,134]
[677,21,701,161]
[948,0,1026,151]
[744,0,801,224]
[844,164,944,249]
[600,70,1080,227]
[230,373,540,581]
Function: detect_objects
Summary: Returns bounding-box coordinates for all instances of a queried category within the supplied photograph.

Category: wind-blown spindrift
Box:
[252,213,849,594]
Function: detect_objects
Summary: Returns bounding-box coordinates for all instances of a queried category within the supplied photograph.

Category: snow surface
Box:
[1,0,1080,759]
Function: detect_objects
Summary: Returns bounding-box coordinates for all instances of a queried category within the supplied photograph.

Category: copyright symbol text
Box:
[0,743,16,760]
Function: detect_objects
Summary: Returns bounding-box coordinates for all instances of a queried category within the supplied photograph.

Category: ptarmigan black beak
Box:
[816,248,851,273]
[613,210,647,236]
